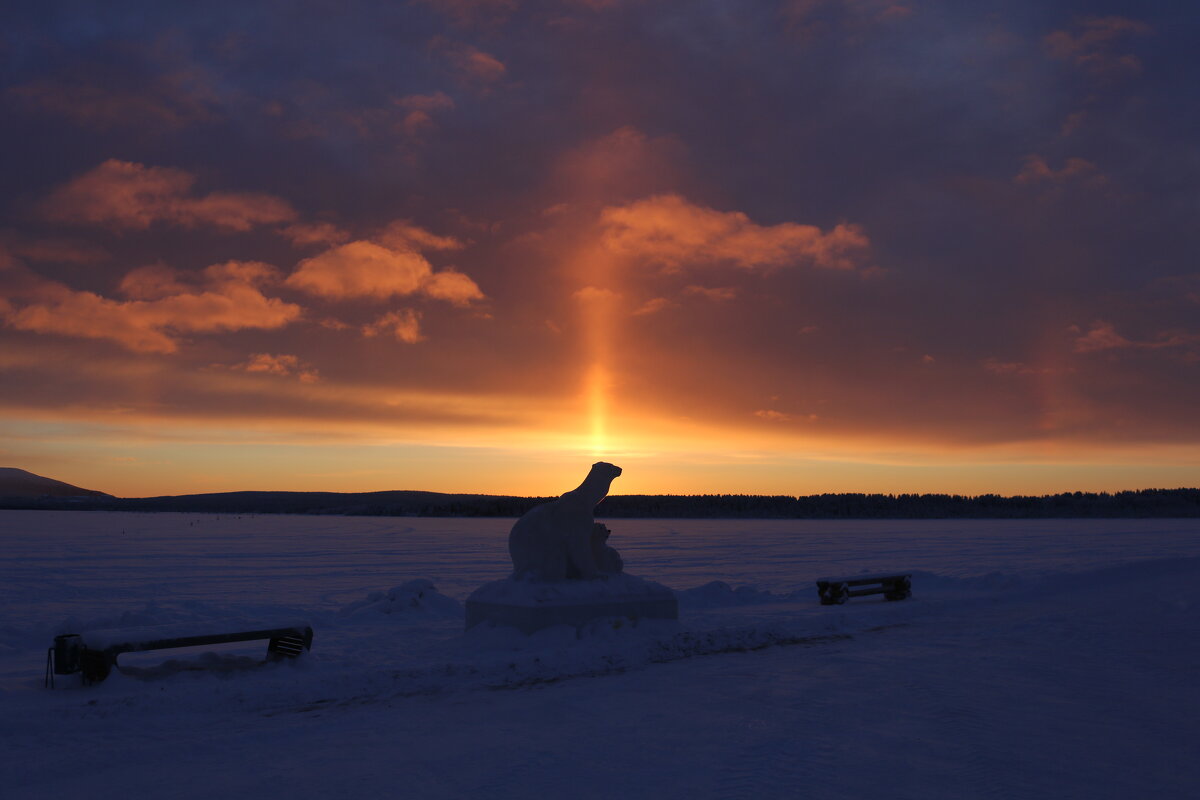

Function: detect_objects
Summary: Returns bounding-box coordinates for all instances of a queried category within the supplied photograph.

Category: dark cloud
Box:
[1,0,1197,492]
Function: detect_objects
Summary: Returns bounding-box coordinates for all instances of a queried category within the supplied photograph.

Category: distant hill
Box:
[0,481,1197,518]
[107,490,545,517]
[0,468,112,498]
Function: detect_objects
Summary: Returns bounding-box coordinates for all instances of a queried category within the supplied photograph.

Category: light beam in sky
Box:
[572,241,623,459]
[586,362,610,457]
[1,2,1197,498]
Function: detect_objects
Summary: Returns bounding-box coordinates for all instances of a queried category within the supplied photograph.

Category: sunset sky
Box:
[2,0,1197,498]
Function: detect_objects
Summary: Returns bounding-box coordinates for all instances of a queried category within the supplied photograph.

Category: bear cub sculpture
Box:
[508,461,624,581]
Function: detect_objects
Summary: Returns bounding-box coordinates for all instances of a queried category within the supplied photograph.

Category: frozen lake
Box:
[4,511,1199,619]
[2,511,1198,798]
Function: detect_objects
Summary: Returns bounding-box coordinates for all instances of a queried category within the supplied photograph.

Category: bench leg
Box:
[819,583,850,605]
[884,577,912,601]
[81,651,113,684]
[267,635,308,658]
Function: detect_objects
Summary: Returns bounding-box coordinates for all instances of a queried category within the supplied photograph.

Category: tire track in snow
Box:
[712,734,811,799]
[710,639,856,799]
[254,629,855,717]
[711,697,837,800]
[892,630,1022,799]
[462,746,562,797]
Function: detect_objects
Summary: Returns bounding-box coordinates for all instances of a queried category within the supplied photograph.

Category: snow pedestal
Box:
[465,572,678,634]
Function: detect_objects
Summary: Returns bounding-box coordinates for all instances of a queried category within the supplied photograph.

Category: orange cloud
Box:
[378,221,465,252]
[395,92,455,137]
[118,264,192,300]
[444,42,507,84]
[287,241,431,300]
[43,160,296,231]
[684,285,738,301]
[7,238,108,264]
[1044,16,1151,76]
[285,220,481,304]
[236,353,320,382]
[280,221,351,247]
[632,297,674,316]
[3,261,301,353]
[1015,155,1103,185]
[424,269,486,306]
[573,286,620,303]
[600,194,870,272]
[982,358,1056,376]
[753,409,818,424]
[1072,321,1200,356]
[1073,322,1127,354]
[362,309,423,343]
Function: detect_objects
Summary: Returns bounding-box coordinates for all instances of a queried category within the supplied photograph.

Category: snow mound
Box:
[676,580,794,608]
[470,572,672,603]
[465,625,848,690]
[339,579,462,617]
[54,602,216,638]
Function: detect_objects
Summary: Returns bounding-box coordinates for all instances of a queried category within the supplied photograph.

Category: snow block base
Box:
[465,573,678,634]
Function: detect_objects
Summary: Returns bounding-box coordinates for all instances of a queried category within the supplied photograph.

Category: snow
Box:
[2,511,1198,798]
[77,621,311,650]
[469,571,673,604]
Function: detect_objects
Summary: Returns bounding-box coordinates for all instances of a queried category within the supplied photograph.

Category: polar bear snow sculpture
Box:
[467,461,676,632]
[508,461,623,581]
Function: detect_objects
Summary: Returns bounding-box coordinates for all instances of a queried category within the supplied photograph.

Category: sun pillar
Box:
[574,253,620,458]
[585,362,610,456]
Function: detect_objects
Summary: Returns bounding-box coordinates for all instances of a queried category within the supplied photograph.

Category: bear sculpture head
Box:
[592,461,622,479]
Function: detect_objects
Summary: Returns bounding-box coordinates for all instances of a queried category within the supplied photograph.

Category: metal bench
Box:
[816,573,912,605]
[46,622,313,686]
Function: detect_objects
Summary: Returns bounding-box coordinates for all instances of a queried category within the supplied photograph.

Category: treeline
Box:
[3,487,1200,518]
[0,490,550,517]
[596,489,1200,518]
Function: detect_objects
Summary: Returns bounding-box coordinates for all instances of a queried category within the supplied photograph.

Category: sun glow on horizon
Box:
[586,362,610,456]
[573,239,625,462]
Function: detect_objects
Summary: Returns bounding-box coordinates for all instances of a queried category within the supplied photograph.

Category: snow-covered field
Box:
[2,511,1198,798]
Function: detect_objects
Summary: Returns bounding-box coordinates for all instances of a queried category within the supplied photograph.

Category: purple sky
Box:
[1,1,1197,496]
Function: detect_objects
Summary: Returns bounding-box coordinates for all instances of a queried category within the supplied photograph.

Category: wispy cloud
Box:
[684,285,738,302]
[600,194,869,272]
[632,297,674,316]
[573,286,620,303]
[362,309,423,343]
[1044,16,1152,76]
[279,222,351,248]
[1072,321,1200,355]
[3,262,301,353]
[285,221,483,305]
[395,92,456,137]
[439,41,507,86]
[43,160,296,232]
[7,74,218,131]
[4,237,108,265]
[1014,155,1103,185]
[234,353,320,382]
[287,242,434,300]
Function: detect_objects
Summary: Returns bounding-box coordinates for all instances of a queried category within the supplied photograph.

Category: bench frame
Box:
[46,624,313,686]
[816,573,911,605]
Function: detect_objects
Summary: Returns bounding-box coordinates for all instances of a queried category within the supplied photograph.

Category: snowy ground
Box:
[2,511,1198,798]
